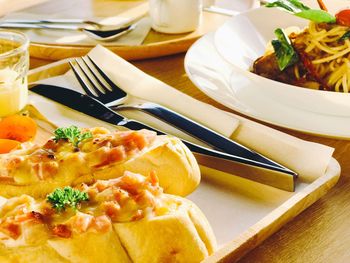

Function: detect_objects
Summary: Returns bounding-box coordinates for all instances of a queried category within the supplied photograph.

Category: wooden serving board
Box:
[28,59,341,262]
[8,0,229,61]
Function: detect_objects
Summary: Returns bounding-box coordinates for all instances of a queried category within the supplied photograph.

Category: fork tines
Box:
[69,56,126,104]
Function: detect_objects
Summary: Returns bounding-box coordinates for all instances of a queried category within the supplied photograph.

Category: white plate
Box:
[184,32,350,138]
[212,7,350,118]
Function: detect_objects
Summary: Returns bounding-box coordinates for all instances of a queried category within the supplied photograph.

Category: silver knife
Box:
[73,55,292,176]
[29,84,297,191]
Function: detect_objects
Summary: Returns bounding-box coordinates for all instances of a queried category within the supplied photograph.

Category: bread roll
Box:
[0,172,216,262]
[0,127,200,198]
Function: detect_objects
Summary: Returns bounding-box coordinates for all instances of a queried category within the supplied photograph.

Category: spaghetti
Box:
[252,0,350,93]
[293,22,350,92]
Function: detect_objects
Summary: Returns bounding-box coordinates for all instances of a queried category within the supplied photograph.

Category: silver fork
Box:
[68,56,288,162]
[70,56,252,155]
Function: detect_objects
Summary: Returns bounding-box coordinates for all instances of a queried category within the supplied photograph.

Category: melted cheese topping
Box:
[0,172,180,243]
[0,128,157,185]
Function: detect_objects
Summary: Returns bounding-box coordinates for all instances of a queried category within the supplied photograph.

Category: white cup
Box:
[149,0,202,34]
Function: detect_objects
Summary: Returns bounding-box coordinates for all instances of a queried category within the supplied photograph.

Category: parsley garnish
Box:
[47,187,89,212]
[53,126,92,147]
[266,0,336,23]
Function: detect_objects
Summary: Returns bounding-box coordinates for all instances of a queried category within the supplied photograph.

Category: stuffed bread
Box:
[0,171,216,263]
[0,127,200,198]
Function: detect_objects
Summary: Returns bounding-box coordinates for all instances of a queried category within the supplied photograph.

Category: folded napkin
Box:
[2,2,150,46]
[32,45,335,183]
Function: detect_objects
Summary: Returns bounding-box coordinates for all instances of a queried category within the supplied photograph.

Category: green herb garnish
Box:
[271,28,299,70]
[47,187,89,212]
[53,126,92,147]
[266,0,336,23]
[339,31,350,42]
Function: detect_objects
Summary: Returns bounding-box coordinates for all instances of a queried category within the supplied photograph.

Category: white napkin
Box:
[2,3,150,46]
[32,45,335,183]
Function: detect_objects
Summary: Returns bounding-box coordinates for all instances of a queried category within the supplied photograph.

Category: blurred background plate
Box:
[1,0,231,61]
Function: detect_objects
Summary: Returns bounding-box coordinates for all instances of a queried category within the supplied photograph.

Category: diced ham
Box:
[148,171,159,186]
[0,211,43,240]
[90,215,111,233]
[14,211,43,223]
[52,224,72,238]
[0,222,20,240]
[101,201,121,220]
[70,213,93,233]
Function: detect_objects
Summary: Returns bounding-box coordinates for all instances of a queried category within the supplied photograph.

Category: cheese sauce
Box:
[0,172,180,242]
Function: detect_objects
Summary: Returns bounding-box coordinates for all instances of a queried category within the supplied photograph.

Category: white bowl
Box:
[214,7,350,117]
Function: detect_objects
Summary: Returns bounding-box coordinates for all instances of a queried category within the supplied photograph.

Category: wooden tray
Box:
[12,0,229,61]
[28,60,341,262]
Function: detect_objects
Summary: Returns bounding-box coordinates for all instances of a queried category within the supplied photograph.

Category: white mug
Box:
[149,0,202,34]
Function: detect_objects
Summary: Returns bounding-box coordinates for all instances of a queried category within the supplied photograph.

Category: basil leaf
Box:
[295,9,336,23]
[266,0,309,13]
[265,0,310,13]
[266,1,296,12]
[287,0,310,10]
[266,0,336,23]
[339,31,350,42]
[271,28,299,71]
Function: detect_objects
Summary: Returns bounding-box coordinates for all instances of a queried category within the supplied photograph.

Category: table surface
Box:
[4,0,350,262]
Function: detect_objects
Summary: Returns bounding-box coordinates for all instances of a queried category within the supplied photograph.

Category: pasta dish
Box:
[253,0,350,93]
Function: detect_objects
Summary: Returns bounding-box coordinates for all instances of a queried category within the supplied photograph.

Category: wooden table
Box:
[5,0,350,262]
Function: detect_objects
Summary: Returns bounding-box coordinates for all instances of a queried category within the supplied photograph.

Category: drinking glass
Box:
[0,30,29,117]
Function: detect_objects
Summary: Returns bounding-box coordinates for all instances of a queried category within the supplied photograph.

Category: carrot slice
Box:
[0,115,37,142]
[0,139,21,154]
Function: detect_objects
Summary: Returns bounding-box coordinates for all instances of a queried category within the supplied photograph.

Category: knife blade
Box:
[81,54,272,166]
[30,84,297,191]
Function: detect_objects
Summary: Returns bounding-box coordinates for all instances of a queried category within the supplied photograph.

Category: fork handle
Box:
[2,19,88,24]
[119,102,278,166]
[0,22,81,30]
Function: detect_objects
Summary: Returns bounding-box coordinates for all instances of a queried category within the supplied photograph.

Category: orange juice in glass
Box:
[0,30,29,117]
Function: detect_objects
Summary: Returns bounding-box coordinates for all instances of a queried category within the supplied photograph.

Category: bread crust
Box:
[0,192,216,263]
[0,131,200,198]
[114,195,216,263]
[48,227,131,263]
[92,137,200,196]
